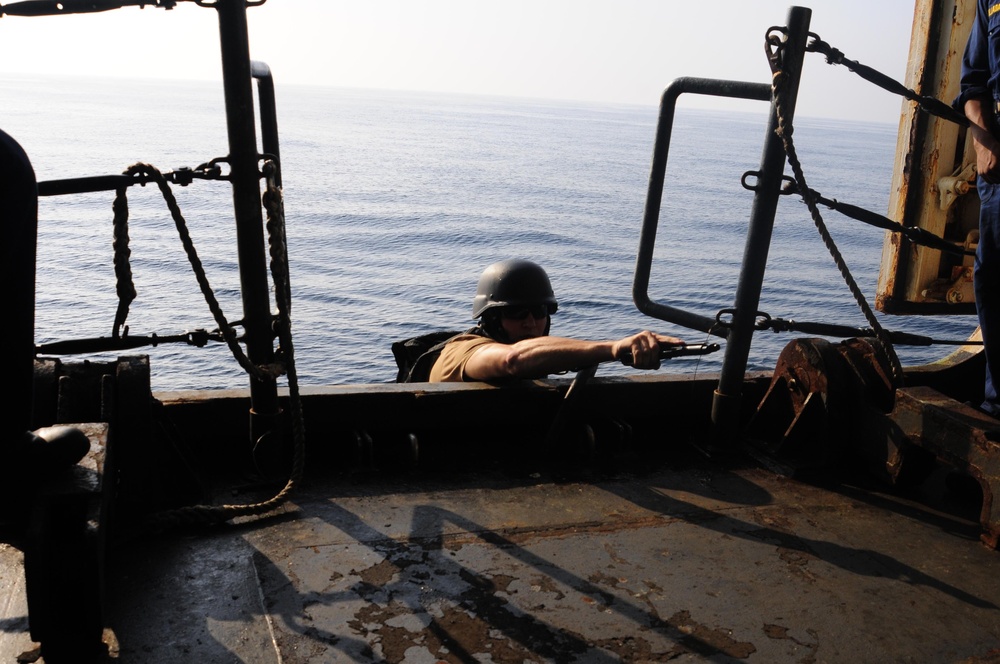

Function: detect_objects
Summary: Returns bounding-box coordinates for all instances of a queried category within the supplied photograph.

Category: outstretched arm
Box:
[463,330,683,381]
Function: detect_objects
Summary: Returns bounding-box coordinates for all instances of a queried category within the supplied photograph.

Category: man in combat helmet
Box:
[428,259,684,382]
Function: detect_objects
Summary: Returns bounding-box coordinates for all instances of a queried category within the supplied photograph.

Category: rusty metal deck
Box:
[3,452,995,663]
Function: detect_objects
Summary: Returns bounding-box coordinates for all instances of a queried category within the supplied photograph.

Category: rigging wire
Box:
[766,26,905,386]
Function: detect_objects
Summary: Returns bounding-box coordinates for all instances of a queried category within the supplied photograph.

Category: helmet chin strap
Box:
[479,311,509,343]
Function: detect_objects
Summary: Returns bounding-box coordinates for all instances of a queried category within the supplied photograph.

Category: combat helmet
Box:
[472,259,558,319]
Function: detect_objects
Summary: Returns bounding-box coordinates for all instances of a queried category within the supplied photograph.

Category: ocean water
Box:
[0,74,979,390]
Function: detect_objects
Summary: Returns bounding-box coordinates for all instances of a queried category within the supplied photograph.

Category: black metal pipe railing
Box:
[0,0,177,17]
[36,329,223,355]
[36,166,216,196]
[251,60,281,186]
[633,76,771,336]
[21,4,283,452]
[37,174,156,197]
[632,7,813,447]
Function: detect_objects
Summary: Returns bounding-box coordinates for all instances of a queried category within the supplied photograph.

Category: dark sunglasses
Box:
[501,304,551,320]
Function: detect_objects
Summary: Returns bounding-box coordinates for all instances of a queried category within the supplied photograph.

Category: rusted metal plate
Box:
[93,463,1000,662]
[745,338,894,469]
[878,0,979,315]
[889,385,1000,547]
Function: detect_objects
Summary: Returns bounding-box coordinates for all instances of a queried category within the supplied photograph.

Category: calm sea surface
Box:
[0,75,979,390]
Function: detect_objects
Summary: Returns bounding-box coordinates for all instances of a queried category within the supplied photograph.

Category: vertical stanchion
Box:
[711,6,812,446]
[215,0,280,447]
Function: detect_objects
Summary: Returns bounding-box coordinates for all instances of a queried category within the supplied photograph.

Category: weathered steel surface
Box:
[889,385,1000,547]
[0,544,33,660]
[0,423,108,663]
[154,373,767,483]
[66,460,1000,663]
[746,338,894,469]
[878,0,980,315]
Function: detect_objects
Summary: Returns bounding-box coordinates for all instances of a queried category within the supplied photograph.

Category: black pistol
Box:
[621,342,720,366]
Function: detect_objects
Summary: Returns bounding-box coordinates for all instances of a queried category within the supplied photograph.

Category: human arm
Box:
[966,97,1000,184]
[959,1,1000,182]
[462,330,683,381]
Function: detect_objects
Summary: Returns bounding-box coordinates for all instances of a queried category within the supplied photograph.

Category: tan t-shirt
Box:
[428,334,497,382]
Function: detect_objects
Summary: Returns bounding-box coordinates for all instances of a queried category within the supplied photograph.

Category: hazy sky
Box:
[0,0,918,122]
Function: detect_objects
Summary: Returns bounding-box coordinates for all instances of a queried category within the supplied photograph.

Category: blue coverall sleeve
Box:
[958,0,993,108]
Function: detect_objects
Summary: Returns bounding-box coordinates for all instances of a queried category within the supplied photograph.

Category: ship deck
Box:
[3,444,997,663]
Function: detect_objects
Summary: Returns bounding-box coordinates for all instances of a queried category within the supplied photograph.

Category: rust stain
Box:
[961,648,1000,663]
[588,570,627,589]
[336,542,759,662]
[667,610,757,659]
[604,542,630,565]
[589,634,685,662]
[489,573,516,593]
[753,511,795,531]
[528,573,565,600]
[764,623,788,639]
[761,623,820,662]
[355,558,398,586]
[574,609,759,662]
[434,515,683,550]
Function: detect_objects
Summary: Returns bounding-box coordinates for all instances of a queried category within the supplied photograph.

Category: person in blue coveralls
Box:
[960,0,1000,417]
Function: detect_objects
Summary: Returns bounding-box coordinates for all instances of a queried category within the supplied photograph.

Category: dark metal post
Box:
[711,6,811,446]
[1,128,37,439]
[215,0,279,443]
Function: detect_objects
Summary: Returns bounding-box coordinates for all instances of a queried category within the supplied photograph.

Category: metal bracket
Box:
[937,163,976,211]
